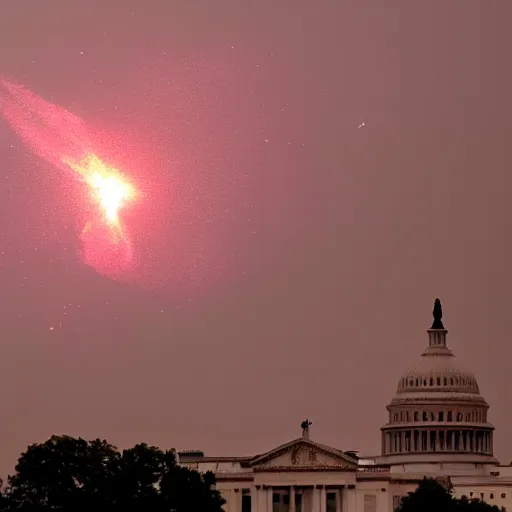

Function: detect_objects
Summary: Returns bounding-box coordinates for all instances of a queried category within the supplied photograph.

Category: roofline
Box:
[178,455,254,463]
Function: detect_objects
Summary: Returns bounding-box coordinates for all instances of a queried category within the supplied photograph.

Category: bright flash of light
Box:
[0,78,139,279]
[63,154,136,227]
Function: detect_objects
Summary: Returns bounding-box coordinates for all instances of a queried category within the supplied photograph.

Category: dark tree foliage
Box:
[396,478,502,512]
[0,435,225,512]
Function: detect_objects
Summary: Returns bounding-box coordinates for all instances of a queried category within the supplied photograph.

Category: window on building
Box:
[490,493,494,499]
[423,412,429,421]
[242,495,251,512]
[327,493,337,512]
[437,377,441,385]
[439,412,444,421]
[392,496,405,510]
[447,411,453,421]
[444,378,448,385]
[414,412,419,421]
[363,494,377,512]
[272,493,280,503]
[502,493,506,499]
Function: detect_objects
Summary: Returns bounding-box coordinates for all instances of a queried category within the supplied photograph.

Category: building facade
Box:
[178,300,512,512]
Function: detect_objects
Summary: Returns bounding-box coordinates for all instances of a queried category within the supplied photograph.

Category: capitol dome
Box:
[380,299,497,472]
[395,344,480,396]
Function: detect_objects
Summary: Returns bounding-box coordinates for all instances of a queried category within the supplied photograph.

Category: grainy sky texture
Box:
[0,1,511,476]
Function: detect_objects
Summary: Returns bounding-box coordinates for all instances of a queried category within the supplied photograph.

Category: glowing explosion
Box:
[0,79,137,278]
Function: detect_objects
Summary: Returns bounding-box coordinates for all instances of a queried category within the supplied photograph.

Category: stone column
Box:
[266,487,273,512]
[313,486,320,511]
[252,486,260,512]
[320,486,327,511]
[258,487,266,512]
[435,431,440,451]
[335,488,342,512]
[347,486,356,512]
[401,431,406,453]
[228,490,237,512]
[290,486,296,512]
[426,430,431,451]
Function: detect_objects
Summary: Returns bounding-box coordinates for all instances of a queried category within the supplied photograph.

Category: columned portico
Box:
[247,483,346,512]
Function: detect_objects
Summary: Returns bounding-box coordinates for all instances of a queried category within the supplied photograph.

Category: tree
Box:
[396,478,502,512]
[0,435,225,512]
[2,435,120,511]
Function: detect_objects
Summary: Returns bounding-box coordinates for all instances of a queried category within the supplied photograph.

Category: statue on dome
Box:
[432,298,445,329]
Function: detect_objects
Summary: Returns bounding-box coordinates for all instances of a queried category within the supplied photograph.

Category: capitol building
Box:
[178,300,511,512]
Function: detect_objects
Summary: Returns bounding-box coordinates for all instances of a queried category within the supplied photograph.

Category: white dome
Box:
[380,299,496,468]
[396,345,480,395]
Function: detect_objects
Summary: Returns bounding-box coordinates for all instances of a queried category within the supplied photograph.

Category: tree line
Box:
[0,435,225,511]
[396,478,503,512]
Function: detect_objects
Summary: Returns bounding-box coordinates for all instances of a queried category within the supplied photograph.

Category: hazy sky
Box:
[1,1,511,476]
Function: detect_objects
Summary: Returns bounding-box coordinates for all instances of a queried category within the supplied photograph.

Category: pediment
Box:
[250,438,358,471]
